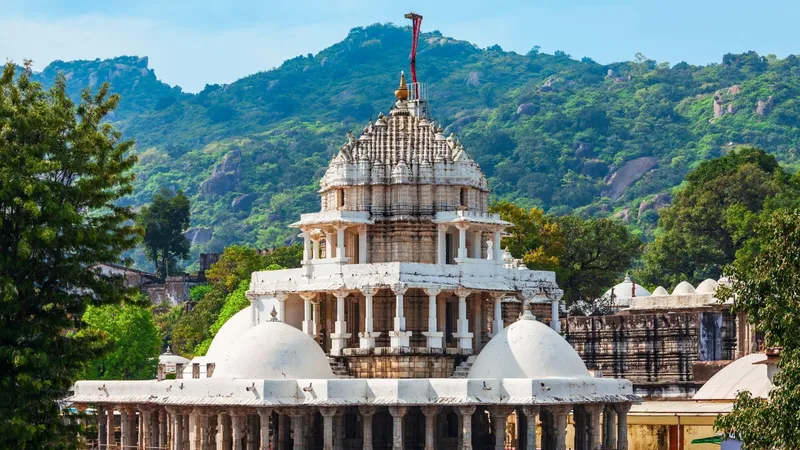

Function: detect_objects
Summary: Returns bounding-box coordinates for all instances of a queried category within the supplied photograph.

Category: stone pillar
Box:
[106,406,116,449]
[230,411,246,450]
[324,231,334,259]
[119,406,132,449]
[521,406,538,450]
[288,410,305,450]
[615,403,631,450]
[359,406,377,450]
[437,224,447,265]
[216,412,230,450]
[456,406,476,450]
[551,406,572,450]
[489,407,513,450]
[490,292,505,336]
[359,286,380,349]
[333,411,344,450]
[274,292,287,323]
[422,288,444,348]
[336,226,346,260]
[420,406,440,450]
[456,224,468,261]
[470,230,481,258]
[302,230,312,262]
[160,408,168,449]
[603,406,617,449]
[319,408,337,450]
[311,235,321,260]
[96,404,106,449]
[453,288,474,350]
[330,289,351,356]
[183,414,191,450]
[300,293,316,336]
[246,416,257,450]
[389,283,412,347]
[257,409,272,450]
[584,405,603,450]
[358,225,368,264]
[388,407,407,450]
[493,230,503,263]
[199,411,213,450]
[277,412,287,450]
[551,298,561,333]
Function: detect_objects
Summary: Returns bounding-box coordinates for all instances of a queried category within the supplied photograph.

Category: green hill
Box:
[28,23,800,270]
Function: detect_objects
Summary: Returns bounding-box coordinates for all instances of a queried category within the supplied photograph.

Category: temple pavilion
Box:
[68,74,639,450]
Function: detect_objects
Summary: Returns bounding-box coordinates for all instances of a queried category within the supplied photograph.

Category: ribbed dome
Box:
[214,320,334,380]
[204,307,254,361]
[468,311,590,379]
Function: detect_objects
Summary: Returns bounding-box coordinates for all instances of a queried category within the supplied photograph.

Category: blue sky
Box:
[1,0,798,92]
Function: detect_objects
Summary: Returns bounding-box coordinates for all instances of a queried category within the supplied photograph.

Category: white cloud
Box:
[0,14,350,92]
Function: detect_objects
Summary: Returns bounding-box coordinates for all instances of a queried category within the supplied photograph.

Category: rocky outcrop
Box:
[517,103,536,115]
[541,77,562,92]
[200,150,242,197]
[756,96,774,116]
[581,159,609,178]
[637,193,672,219]
[464,72,480,87]
[603,157,658,200]
[713,85,742,118]
[184,227,212,246]
[613,208,631,222]
[573,141,595,159]
[444,115,479,133]
[231,193,256,211]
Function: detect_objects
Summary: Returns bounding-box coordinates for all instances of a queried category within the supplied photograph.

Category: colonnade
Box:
[92,402,631,450]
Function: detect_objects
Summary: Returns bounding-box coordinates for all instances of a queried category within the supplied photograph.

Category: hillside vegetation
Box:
[28,24,800,269]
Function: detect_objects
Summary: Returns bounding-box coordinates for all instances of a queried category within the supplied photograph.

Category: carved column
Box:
[470,230,481,258]
[106,406,116,449]
[302,230,312,262]
[216,412,230,450]
[319,408,338,450]
[493,229,503,263]
[551,405,572,450]
[437,223,448,265]
[456,406,476,450]
[489,407,513,450]
[422,288,444,348]
[324,231,334,259]
[521,406,539,450]
[335,225,347,261]
[288,410,305,450]
[490,292,505,336]
[389,283,412,347]
[230,411,247,450]
[257,409,272,450]
[603,406,617,449]
[615,403,631,450]
[359,286,381,349]
[550,297,561,333]
[420,406,440,450]
[300,293,316,336]
[453,288,474,350]
[330,289,351,356]
[118,406,132,449]
[388,407,407,450]
[359,406,377,450]
[275,292,287,323]
[96,404,106,449]
[311,233,321,260]
[358,225,368,263]
[584,404,603,450]
[455,223,468,261]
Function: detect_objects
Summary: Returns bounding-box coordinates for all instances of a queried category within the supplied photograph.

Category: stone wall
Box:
[341,348,462,378]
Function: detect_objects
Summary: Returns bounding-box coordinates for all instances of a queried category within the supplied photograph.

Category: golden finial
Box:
[394,71,409,101]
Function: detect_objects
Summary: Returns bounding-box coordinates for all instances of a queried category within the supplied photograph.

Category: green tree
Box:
[137,187,190,279]
[489,201,563,271]
[715,210,800,448]
[0,62,138,447]
[556,216,642,304]
[81,301,161,380]
[638,147,793,288]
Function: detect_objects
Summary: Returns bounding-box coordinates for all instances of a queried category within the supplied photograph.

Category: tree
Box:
[80,300,161,380]
[555,216,642,304]
[489,201,562,271]
[137,188,190,280]
[714,210,800,448]
[638,147,793,288]
[0,62,138,447]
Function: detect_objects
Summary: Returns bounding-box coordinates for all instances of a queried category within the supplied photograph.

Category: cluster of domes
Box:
[650,277,729,297]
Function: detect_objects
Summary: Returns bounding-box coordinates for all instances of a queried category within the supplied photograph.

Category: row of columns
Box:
[95,403,631,450]
[437,223,504,264]
[301,225,367,264]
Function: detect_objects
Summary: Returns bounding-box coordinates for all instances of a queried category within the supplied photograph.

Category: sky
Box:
[1,0,798,93]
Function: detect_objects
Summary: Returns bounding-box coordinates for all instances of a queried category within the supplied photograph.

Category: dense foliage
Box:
[26,25,800,269]
[171,245,302,356]
[0,62,138,448]
[715,210,800,448]
[637,147,800,288]
[137,188,191,278]
[491,202,641,305]
[80,300,161,380]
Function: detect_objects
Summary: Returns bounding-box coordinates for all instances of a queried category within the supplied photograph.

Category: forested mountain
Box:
[28,23,800,269]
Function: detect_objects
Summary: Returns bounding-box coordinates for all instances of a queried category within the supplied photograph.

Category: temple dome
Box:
[693,353,773,400]
[602,275,651,300]
[467,311,590,379]
[672,281,696,295]
[696,278,719,294]
[214,320,334,380]
[651,286,669,296]
[204,307,254,361]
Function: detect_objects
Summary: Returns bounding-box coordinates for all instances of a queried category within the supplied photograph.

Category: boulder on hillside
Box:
[613,208,631,223]
[573,141,595,158]
[232,193,256,211]
[200,150,242,197]
[603,157,658,200]
[464,72,480,87]
[637,193,672,219]
[184,227,212,246]
[756,96,774,116]
[517,103,536,115]
[444,115,479,133]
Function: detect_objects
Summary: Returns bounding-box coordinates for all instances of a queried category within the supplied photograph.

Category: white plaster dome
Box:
[672,281,696,295]
[696,278,719,294]
[204,307,254,361]
[602,275,651,299]
[467,311,590,379]
[693,353,773,400]
[214,320,334,380]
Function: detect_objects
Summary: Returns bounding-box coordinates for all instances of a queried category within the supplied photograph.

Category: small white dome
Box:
[205,307,254,361]
[651,286,669,296]
[214,320,334,380]
[158,348,190,366]
[672,281,696,295]
[467,311,590,379]
[693,353,772,400]
[696,279,719,294]
[602,275,651,300]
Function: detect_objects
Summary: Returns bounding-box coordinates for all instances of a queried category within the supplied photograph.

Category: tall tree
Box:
[715,210,800,449]
[0,62,138,447]
[137,188,190,279]
[80,299,161,380]
[489,201,563,271]
[638,147,793,288]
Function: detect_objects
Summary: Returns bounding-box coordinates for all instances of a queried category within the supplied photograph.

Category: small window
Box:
[460,187,468,208]
[337,189,345,209]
